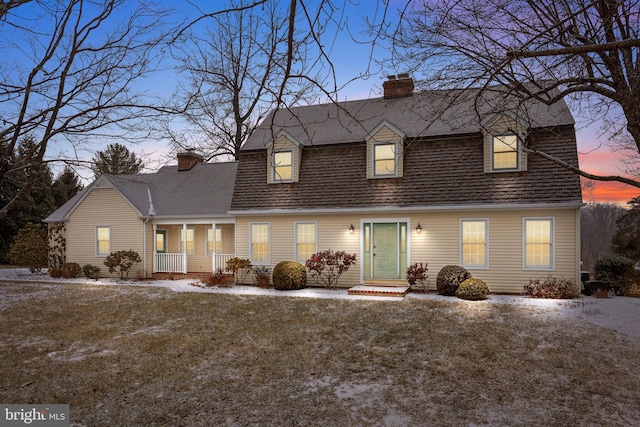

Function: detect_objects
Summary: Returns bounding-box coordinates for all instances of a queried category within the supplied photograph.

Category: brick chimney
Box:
[383,73,414,99]
[177,149,204,171]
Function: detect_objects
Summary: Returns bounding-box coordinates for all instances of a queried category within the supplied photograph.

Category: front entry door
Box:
[372,223,399,279]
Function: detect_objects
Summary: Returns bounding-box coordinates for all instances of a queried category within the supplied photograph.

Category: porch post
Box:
[152,223,157,273]
[211,222,217,272]
[182,223,188,274]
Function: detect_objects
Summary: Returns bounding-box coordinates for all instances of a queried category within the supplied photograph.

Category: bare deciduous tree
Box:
[390,0,640,187]
[0,0,169,220]
[166,0,309,161]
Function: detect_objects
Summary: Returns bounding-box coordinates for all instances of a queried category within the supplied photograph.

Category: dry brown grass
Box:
[0,282,639,426]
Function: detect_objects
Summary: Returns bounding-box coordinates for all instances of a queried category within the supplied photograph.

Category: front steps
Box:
[347,285,410,297]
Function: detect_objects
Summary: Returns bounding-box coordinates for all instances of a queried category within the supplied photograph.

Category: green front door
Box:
[373,223,399,279]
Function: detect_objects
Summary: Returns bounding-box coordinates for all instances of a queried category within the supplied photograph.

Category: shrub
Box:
[273,261,306,290]
[8,223,48,273]
[436,265,471,296]
[305,249,357,288]
[104,250,141,279]
[201,269,234,287]
[49,268,63,278]
[407,262,428,292]
[594,255,637,296]
[226,257,252,284]
[82,264,101,280]
[253,266,271,288]
[61,262,82,279]
[456,278,490,301]
[523,276,579,299]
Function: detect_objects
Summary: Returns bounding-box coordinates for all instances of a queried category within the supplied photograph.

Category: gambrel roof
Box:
[242,86,575,150]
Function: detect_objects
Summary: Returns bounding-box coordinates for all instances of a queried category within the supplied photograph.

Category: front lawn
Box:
[0,282,638,426]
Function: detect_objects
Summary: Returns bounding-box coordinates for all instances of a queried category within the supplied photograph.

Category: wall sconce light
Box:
[349,224,354,234]
[416,223,422,233]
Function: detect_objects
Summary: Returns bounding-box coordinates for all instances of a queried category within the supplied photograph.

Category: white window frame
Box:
[205,226,223,257]
[272,150,293,182]
[250,222,270,265]
[372,142,398,178]
[96,225,111,257]
[491,134,520,171]
[460,219,489,269]
[523,217,555,270]
[179,227,196,256]
[295,221,317,263]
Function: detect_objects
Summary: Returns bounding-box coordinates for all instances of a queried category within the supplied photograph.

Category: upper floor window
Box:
[492,134,519,171]
[272,150,293,182]
[373,143,397,177]
[96,226,111,256]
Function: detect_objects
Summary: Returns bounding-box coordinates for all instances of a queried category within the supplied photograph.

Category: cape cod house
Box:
[45,76,583,293]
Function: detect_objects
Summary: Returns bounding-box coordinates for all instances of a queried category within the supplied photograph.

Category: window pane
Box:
[273,151,292,181]
[251,223,269,263]
[180,228,195,256]
[374,144,396,176]
[525,220,552,268]
[97,226,110,255]
[493,135,518,169]
[156,231,166,253]
[296,223,316,262]
[461,220,487,267]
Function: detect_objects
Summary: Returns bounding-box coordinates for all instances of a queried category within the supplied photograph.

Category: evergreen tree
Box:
[612,197,640,262]
[91,143,144,178]
[52,166,83,208]
[0,138,56,263]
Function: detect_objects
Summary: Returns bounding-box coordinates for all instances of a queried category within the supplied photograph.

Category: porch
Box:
[151,221,235,274]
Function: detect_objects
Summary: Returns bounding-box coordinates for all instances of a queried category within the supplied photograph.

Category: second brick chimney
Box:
[383,73,414,99]
[177,149,204,171]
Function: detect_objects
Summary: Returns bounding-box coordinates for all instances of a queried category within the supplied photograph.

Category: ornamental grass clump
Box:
[436,265,471,296]
[272,261,306,290]
[456,278,490,301]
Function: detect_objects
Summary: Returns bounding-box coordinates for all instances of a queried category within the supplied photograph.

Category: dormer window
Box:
[373,143,398,177]
[272,150,293,182]
[492,134,520,171]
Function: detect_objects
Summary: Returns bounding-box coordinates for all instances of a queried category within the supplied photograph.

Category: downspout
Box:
[145,187,157,278]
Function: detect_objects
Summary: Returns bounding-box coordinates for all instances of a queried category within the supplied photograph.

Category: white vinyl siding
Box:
[179,228,196,256]
[295,222,317,263]
[96,226,111,256]
[250,223,270,265]
[523,218,554,270]
[460,219,488,269]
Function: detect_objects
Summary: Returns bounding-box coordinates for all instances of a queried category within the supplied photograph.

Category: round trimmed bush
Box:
[456,278,490,301]
[272,261,306,290]
[436,265,471,296]
[61,262,82,279]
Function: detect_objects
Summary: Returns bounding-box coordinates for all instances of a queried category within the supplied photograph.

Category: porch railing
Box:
[214,253,235,272]
[154,253,186,273]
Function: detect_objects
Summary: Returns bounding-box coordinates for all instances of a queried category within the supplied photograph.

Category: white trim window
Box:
[179,227,196,256]
[96,225,111,256]
[250,223,270,265]
[272,150,293,182]
[206,227,223,257]
[460,219,489,269]
[523,218,554,270]
[373,142,397,177]
[295,222,317,263]
[491,134,519,171]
